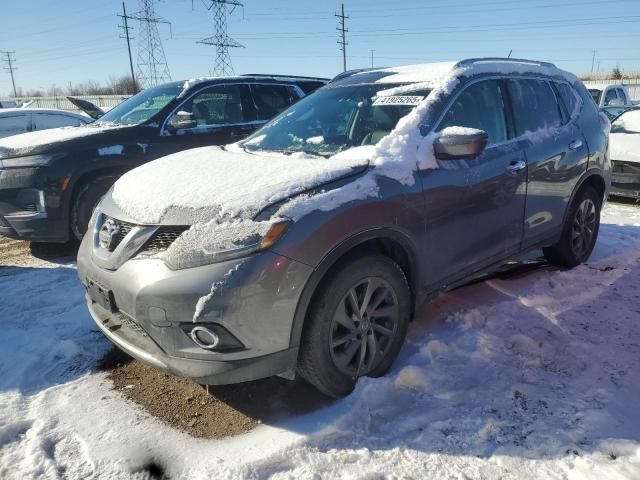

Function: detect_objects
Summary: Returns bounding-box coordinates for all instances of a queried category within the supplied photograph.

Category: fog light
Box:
[189,326,220,350]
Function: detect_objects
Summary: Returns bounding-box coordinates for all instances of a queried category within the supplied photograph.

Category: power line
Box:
[335,3,348,72]
[118,2,138,93]
[1,51,18,97]
[127,0,172,88]
[197,0,244,77]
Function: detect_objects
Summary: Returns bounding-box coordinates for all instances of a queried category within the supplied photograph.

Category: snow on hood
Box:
[0,124,120,157]
[111,146,370,224]
[610,133,640,163]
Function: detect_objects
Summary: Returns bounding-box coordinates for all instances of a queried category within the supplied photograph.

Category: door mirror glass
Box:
[434,127,488,160]
[168,110,197,131]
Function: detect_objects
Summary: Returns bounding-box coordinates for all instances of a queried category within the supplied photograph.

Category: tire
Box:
[297,255,411,398]
[543,185,601,268]
[70,175,118,241]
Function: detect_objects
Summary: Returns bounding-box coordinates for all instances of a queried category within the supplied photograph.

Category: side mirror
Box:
[434,127,488,160]
[168,111,197,132]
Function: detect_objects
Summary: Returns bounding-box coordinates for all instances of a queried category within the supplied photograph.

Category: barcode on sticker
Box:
[372,96,424,106]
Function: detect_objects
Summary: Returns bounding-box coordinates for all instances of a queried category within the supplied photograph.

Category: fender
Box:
[288,226,420,350]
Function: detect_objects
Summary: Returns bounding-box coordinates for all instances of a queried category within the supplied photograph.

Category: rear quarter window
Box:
[555,82,582,120]
[0,114,29,136]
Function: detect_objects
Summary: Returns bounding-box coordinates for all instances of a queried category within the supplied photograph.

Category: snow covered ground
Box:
[1,201,640,479]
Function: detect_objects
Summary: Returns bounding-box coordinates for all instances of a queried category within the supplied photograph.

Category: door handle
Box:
[506,159,526,175]
[568,139,583,150]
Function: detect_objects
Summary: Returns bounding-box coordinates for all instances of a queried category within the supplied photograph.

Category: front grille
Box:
[102,216,134,251]
[118,313,148,338]
[140,226,189,254]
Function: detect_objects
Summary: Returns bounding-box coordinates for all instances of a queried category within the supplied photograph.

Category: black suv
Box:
[0,75,327,243]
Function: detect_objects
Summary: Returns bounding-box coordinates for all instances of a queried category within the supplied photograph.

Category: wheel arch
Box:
[289,228,420,350]
[565,168,607,222]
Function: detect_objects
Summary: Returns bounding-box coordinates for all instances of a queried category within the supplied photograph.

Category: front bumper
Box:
[78,240,313,385]
[0,167,67,241]
[610,160,640,199]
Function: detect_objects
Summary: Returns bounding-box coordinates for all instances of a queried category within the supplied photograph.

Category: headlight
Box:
[163,219,291,270]
[0,154,56,168]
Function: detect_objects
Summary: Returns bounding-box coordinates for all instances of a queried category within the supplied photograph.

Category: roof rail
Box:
[240,74,329,81]
[329,67,382,83]
[455,57,556,69]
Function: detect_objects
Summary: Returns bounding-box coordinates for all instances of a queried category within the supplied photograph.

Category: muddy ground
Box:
[1,238,331,439]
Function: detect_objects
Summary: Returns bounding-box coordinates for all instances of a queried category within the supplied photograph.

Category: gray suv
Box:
[78,58,610,398]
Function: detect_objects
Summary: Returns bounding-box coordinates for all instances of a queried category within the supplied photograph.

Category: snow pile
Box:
[2,203,640,479]
[111,146,369,225]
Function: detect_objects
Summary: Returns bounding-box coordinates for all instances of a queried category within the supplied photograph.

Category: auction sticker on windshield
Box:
[372,95,424,106]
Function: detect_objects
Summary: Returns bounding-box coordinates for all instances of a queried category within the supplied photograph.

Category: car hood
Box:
[109,145,373,225]
[0,124,128,159]
[610,132,640,164]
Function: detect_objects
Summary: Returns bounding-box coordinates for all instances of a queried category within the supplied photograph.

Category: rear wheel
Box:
[70,175,118,241]
[543,185,601,268]
[297,255,411,398]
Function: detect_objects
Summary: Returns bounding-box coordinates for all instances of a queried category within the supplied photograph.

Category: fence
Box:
[0,95,130,112]
[583,79,640,101]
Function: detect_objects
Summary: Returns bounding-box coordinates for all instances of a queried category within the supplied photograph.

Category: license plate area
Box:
[87,278,118,313]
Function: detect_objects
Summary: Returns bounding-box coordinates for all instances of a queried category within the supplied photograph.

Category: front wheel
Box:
[70,175,118,241]
[543,185,601,268]
[297,255,411,398]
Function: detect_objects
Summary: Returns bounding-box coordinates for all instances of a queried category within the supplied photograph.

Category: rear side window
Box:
[33,113,86,130]
[0,114,28,136]
[296,81,325,95]
[604,88,618,106]
[250,84,298,121]
[555,82,582,120]
[507,79,562,135]
[437,80,507,145]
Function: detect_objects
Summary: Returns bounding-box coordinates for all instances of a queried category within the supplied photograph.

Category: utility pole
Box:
[335,3,348,72]
[1,51,18,97]
[591,50,596,75]
[197,0,244,77]
[507,49,512,58]
[128,0,172,88]
[118,2,138,93]
[371,49,374,68]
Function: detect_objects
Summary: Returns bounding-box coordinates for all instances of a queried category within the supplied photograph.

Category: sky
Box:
[1,0,639,97]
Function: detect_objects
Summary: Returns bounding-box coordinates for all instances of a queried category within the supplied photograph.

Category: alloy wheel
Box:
[329,277,399,377]
[571,198,596,258]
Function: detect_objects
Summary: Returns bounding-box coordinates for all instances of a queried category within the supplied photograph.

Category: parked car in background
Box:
[600,105,635,121]
[588,83,634,108]
[78,58,609,398]
[0,108,90,139]
[0,100,19,109]
[0,74,327,243]
[609,107,640,199]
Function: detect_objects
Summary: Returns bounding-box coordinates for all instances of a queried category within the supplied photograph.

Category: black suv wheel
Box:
[70,175,118,241]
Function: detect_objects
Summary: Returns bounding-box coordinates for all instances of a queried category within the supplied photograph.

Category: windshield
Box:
[95,84,181,126]
[588,89,602,105]
[241,84,430,157]
[611,109,640,134]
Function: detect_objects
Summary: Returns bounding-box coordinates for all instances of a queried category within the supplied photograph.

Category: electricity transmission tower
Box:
[198,0,244,77]
[128,0,172,88]
[1,51,18,97]
[335,3,348,72]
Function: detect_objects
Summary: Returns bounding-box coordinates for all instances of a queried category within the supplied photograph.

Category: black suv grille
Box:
[140,226,190,254]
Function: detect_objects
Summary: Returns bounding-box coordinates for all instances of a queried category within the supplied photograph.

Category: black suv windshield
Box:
[241,83,430,157]
[95,84,182,126]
